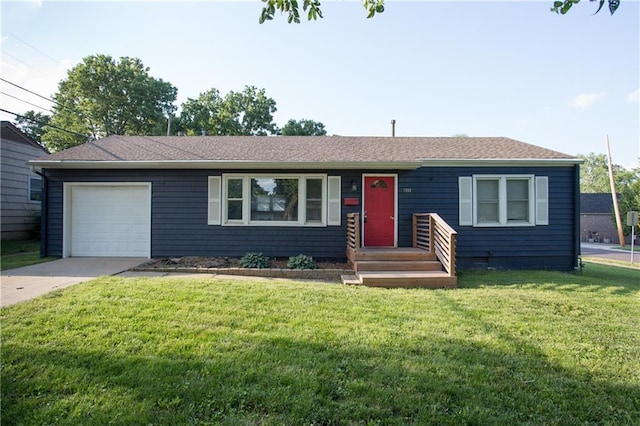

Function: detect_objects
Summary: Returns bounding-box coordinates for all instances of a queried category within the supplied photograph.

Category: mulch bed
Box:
[138,257,350,270]
[133,257,354,282]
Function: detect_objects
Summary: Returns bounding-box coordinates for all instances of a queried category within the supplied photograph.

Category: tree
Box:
[551,0,620,15]
[42,54,177,152]
[579,153,631,193]
[617,168,640,236]
[13,110,50,143]
[258,0,620,24]
[178,86,277,136]
[259,0,384,23]
[580,152,640,236]
[280,119,327,136]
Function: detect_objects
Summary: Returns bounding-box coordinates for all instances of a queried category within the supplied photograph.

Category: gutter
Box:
[419,158,583,167]
[27,157,583,170]
[574,164,582,271]
[30,166,47,257]
[26,160,424,170]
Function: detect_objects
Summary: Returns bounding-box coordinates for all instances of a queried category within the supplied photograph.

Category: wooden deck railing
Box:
[414,213,457,277]
[346,212,457,277]
[346,213,360,263]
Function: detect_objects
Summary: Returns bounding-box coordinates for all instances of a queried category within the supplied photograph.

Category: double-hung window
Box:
[29,177,42,202]
[459,175,548,227]
[209,174,341,227]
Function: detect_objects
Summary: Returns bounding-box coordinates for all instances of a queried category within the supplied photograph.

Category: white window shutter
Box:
[327,176,341,226]
[535,176,549,225]
[208,176,221,225]
[459,176,473,226]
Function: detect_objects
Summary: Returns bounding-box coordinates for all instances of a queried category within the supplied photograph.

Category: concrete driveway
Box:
[1,257,148,307]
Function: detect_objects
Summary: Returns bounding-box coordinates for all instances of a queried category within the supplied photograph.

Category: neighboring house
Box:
[1,121,49,240]
[30,136,581,277]
[580,193,619,243]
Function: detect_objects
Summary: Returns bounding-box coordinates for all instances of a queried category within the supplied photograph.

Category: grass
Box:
[0,239,56,271]
[582,257,640,270]
[604,244,638,252]
[1,264,639,425]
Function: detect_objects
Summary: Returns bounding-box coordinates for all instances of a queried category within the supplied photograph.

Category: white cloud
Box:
[0,56,70,121]
[627,89,640,103]
[569,92,606,109]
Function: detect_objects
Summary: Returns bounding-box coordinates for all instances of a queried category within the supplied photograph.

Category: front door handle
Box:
[390,216,394,220]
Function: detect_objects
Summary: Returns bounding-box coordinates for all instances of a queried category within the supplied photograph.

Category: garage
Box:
[66,184,151,257]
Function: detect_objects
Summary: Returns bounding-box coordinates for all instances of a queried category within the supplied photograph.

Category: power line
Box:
[0,91,53,114]
[9,33,61,65]
[1,50,42,73]
[0,77,57,106]
[1,108,89,139]
[0,77,79,116]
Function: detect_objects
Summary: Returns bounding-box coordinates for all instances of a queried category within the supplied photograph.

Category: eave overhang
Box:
[419,158,583,167]
[28,160,424,170]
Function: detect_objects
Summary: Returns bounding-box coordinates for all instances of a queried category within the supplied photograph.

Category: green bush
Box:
[240,252,270,269]
[287,254,317,270]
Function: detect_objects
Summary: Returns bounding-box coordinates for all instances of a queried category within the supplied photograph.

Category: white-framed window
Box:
[29,177,42,202]
[459,175,548,227]
[209,174,341,227]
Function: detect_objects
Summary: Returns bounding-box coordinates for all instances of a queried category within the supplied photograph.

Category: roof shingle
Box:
[32,135,578,166]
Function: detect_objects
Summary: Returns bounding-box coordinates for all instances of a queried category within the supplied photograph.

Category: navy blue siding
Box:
[42,169,358,260]
[395,166,578,271]
[42,165,578,271]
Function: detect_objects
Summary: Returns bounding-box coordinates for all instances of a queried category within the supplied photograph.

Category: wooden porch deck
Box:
[343,214,458,288]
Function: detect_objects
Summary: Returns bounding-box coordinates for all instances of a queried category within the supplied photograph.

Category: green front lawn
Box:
[2,264,638,424]
[1,239,56,270]
[1,239,41,255]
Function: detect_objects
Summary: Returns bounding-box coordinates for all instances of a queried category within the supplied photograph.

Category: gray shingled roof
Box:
[31,135,578,169]
[581,193,617,214]
[1,121,49,153]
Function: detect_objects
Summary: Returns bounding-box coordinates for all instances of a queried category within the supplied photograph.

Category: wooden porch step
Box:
[341,274,361,285]
[355,271,457,288]
[353,248,436,262]
[355,260,443,272]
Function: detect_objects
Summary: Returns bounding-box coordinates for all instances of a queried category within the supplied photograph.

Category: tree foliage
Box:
[258,0,621,23]
[259,0,384,23]
[178,86,277,136]
[551,0,620,15]
[13,110,50,143]
[280,118,327,136]
[580,153,640,235]
[42,54,177,152]
[579,153,631,193]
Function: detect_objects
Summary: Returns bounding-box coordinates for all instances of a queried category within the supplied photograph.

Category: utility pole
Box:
[605,135,625,247]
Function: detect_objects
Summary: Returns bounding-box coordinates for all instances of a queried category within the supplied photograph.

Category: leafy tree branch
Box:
[259,0,621,24]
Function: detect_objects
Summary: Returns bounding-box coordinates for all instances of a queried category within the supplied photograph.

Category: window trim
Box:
[220,174,331,227]
[29,176,42,203]
[472,174,536,227]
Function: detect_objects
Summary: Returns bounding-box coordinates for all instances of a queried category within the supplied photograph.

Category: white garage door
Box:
[69,185,151,257]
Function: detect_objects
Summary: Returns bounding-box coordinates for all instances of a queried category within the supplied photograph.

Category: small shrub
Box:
[240,252,270,269]
[287,254,317,270]
[28,209,42,240]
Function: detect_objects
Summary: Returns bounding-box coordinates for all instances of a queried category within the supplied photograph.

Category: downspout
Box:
[32,167,48,257]
[574,163,581,271]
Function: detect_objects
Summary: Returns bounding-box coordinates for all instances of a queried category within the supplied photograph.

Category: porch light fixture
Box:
[351,180,358,192]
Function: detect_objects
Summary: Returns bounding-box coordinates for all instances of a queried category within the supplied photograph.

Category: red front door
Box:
[363,176,395,247]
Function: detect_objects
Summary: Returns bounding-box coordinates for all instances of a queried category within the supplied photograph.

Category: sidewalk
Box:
[1,257,147,307]
[581,243,640,264]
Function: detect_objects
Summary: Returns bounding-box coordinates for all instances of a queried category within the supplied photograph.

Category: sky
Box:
[1,0,639,168]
